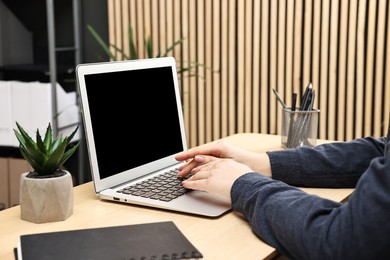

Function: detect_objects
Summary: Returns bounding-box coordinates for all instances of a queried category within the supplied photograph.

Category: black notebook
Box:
[16,221,203,260]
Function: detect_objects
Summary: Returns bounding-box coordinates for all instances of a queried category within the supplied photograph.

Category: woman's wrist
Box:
[250,153,272,177]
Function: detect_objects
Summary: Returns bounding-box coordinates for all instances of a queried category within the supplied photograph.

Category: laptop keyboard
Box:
[116,168,192,202]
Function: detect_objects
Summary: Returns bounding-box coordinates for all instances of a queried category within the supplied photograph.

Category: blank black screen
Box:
[84,66,184,179]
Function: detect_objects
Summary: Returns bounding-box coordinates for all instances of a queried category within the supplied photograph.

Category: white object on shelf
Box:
[0,80,80,147]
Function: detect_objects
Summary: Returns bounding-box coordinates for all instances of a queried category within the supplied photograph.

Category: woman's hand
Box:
[181,155,253,202]
[175,140,272,178]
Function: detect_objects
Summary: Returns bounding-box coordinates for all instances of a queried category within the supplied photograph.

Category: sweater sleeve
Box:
[267,136,385,187]
[231,150,390,259]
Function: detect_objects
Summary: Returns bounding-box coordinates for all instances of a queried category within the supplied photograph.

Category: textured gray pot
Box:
[20,170,73,223]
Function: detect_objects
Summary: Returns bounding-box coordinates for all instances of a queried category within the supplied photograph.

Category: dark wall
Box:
[81,0,109,63]
[2,0,109,66]
[0,0,109,185]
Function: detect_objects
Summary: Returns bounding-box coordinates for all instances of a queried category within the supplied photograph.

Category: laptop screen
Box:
[82,65,184,180]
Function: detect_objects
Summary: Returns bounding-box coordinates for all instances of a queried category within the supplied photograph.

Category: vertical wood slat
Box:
[252,0,261,134]
[244,0,253,133]
[356,0,367,139]
[189,0,197,148]
[311,0,321,111]
[302,0,312,89]
[337,0,348,141]
[260,1,269,134]
[173,0,182,135]
[143,1,151,48]
[166,0,174,53]
[319,0,330,140]
[237,0,245,133]
[151,0,159,57]
[114,1,122,60]
[364,0,377,137]
[346,0,358,141]
[374,0,387,137]
[129,0,137,46]
[159,0,167,55]
[205,0,213,143]
[293,0,303,96]
[107,0,115,56]
[121,0,129,56]
[107,0,390,148]
[181,0,190,146]
[285,0,294,113]
[327,0,339,141]
[212,0,221,141]
[228,0,236,136]
[385,0,390,134]
[269,0,277,135]
[277,0,286,135]
[173,0,181,68]
[221,0,229,138]
[197,0,205,145]
[135,1,144,58]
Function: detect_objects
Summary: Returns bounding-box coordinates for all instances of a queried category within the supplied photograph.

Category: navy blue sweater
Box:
[231,124,390,259]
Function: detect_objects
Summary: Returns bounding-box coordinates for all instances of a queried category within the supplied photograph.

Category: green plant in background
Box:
[87,24,204,78]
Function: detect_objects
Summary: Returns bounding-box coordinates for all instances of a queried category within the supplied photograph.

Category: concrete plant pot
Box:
[20,170,73,224]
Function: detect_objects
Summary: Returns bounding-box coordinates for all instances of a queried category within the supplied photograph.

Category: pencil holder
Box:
[281,108,320,149]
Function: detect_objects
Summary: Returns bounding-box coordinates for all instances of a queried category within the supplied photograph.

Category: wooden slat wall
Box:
[107,0,390,148]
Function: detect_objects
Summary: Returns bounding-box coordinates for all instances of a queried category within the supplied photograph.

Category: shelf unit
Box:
[46,0,86,185]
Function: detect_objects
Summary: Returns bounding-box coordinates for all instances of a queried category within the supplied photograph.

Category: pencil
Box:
[292,93,297,111]
[300,83,312,111]
[272,88,287,109]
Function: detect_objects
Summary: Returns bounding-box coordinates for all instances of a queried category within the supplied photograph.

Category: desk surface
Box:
[0,133,353,260]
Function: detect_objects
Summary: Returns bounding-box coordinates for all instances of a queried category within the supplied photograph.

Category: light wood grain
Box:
[212,0,221,141]
[260,0,269,134]
[346,0,358,141]
[105,0,390,148]
[337,0,348,141]
[237,0,245,134]
[277,0,287,136]
[221,0,228,139]
[328,0,339,141]
[374,0,387,137]
[355,0,367,138]
[244,0,253,133]
[252,0,261,134]
[269,0,277,135]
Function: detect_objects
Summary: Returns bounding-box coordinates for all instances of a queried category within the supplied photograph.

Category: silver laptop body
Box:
[76,57,230,217]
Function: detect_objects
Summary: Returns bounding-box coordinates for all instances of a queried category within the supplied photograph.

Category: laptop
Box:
[76,57,231,217]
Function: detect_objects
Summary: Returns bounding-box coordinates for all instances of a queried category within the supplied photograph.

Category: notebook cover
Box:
[18,221,203,260]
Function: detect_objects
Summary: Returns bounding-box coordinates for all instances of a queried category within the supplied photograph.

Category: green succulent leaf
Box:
[19,147,39,170]
[44,141,68,173]
[14,123,45,164]
[43,123,53,151]
[65,125,79,144]
[36,130,47,159]
[14,121,80,177]
[59,142,80,166]
[51,136,63,154]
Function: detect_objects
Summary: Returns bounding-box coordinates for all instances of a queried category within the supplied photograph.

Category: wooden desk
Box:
[0,134,353,260]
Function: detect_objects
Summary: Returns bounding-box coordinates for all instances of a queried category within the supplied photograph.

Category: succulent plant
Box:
[13,121,79,178]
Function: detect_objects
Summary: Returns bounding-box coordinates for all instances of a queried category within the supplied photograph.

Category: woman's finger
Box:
[182,178,208,192]
[178,155,213,177]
